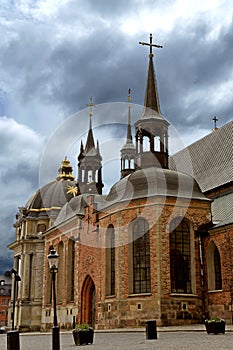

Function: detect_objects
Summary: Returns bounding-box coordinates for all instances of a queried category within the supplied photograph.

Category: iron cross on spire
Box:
[86,96,95,118]
[213,116,218,130]
[139,33,163,57]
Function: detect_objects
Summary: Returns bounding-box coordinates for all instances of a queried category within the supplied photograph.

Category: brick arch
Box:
[80,275,96,327]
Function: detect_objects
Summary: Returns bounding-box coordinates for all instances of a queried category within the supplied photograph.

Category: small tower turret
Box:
[78,97,104,194]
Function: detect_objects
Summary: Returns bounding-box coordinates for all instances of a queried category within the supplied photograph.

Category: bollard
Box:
[72,315,76,329]
[145,319,157,339]
[52,326,60,350]
[7,330,20,350]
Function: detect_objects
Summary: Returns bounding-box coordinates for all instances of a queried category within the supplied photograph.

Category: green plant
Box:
[207,316,223,323]
[73,323,89,332]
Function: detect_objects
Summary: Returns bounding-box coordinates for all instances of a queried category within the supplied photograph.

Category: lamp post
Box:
[7,268,21,350]
[47,246,60,350]
[11,269,21,330]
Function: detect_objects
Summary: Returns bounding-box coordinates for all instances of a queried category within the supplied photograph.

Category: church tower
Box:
[135,33,169,169]
[120,89,136,178]
[78,97,104,194]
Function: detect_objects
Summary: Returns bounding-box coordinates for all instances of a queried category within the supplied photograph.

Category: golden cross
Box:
[86,96,95,118]
[139,33,163,57]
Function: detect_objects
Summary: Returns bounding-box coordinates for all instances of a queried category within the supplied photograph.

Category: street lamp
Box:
[7,268,21,350]
[11,268,21,331]
[47,246,60,350]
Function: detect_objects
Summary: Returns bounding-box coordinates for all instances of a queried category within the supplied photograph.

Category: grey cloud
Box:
[0,118,44,271]
[0,0,233,272]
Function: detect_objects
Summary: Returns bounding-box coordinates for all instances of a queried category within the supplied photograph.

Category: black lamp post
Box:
[7,268,21,350]
[47,246,60,350]
[11,268,21,330]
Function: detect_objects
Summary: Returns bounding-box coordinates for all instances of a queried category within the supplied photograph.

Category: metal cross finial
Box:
[139,33,163,57]
[86,96,95,118]
[213,116,218,130]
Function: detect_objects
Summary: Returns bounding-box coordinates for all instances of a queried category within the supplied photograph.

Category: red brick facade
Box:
[41,193,212,329]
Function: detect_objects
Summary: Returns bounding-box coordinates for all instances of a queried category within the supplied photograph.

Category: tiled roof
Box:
[169,121,233,193]
[211,192,233,227]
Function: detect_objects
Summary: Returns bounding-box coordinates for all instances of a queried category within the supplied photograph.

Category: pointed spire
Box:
[139,33,163,118]
[97,140,100,155]
[85,97,95,153]
[120,89,136,179]
[127,88,133,143]
[144,56,161,114]
[78,140,84,161]
[80,140,84,152]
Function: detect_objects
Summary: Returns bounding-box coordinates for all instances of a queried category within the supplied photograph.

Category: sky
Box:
[0,0,233,273]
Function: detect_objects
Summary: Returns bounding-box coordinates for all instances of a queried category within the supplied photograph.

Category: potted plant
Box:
[72,324,94,346]
[205,317,225,335]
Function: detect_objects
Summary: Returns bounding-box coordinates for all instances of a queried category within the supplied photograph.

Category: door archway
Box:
[80,275,96,327]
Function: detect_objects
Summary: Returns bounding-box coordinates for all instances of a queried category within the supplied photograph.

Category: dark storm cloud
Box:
[2,12,232,135]
[0,205,15,273]
[158,18,233,130]
[0,117,43,271]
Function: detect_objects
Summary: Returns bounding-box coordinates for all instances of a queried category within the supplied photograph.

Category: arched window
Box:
[57,242,64,303]
[170,218,191,293]
[87,169,92,183]
[143,136,150,152]
[67,239,75,302]
[207,242,222,291]
[214,247,222,290]
[132,219,151,294]
[105,225,115,296]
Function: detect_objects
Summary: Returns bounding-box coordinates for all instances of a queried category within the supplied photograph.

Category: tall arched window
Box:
[67,239,75,302]
[207,241,222,291]
[170,218,191,293]
[105,225,115,296]
[57,241,64,303]
[133,219,151,294]
[214,246,222,290]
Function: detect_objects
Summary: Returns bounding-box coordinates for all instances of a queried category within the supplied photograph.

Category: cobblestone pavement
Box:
[1,331,233,350]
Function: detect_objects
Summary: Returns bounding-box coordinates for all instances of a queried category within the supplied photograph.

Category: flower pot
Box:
[205,320,225,335]
[72,327,94,345]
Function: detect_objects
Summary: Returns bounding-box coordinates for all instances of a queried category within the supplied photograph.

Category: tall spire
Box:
[85,97,95,152]
[139,33,163,118]
[120,89,135,179]
[135,34,169,169]
[127,88,133,143]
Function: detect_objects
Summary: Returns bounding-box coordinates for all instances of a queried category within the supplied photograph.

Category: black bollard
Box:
[145,319,157,339]
[72,316,76,330]
[7,330,20,350]
[52,326,60,350]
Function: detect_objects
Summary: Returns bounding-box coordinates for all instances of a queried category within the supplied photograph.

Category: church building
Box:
[8,34,233,331]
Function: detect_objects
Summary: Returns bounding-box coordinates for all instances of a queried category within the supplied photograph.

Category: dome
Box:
[25,158,78,218]
[54,193,106,226]
[106,167,208,204]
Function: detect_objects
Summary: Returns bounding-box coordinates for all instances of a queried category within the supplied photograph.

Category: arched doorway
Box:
[81,275,96,327]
